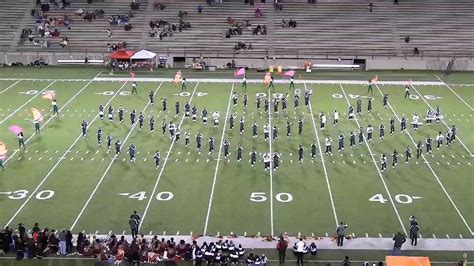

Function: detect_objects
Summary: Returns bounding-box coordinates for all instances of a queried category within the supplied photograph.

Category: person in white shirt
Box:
[436,131,444,150]
[213,111,220,128]
[367,125,374,142]
[295,238,306,265]
[263,152,271,171]
[333,110,339,126]
[325,137,332,155]
[320,112,327,130]
[412,113,419,130]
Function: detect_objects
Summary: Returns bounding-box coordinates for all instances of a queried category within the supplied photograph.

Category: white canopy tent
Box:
[131,50,157,60]
[130,50,156,70]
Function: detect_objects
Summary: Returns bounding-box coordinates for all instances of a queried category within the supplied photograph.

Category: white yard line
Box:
[375,84,474,236]
[0,80,22,94]
[339,84,407,236]
[4,79,96,165]
[203,83,234,235]
[0,81,56,125]
[435,75,473,111]
[410,85,473,157]
[268,86,274,237]
[305,83,339,226]
[4,81,128,228]
[138,83,199,231]
[69,82,164,231]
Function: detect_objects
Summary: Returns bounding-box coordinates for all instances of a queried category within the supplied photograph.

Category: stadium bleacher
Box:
[1,0,473,58]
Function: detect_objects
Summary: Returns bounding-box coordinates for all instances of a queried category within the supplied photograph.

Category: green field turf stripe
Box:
[340,84,408,235]
[375,84,474,236]
[69,82,164,231]
[436,75,474,111]
[139,82,200,231]
[268,86,275,236]
[0,80,21,94]
[410,84,473,157]
[203,83,235,235]
[4,79,96,165]
[0,81,55,125]
[305,83,339,226]
[3,81,128,228]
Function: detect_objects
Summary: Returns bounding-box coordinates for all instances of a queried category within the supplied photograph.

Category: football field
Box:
[0,68,473,241]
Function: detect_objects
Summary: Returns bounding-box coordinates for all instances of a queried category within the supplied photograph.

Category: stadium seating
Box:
[3,0,474,58]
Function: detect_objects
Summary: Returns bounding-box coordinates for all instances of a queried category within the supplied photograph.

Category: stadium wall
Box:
[1,52,473,71]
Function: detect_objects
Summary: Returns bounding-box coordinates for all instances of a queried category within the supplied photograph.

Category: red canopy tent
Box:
[110,50,135,60]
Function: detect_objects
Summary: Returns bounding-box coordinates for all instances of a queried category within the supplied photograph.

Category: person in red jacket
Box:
[276,236,288,264]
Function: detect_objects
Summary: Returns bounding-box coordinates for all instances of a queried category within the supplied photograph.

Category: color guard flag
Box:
[234,68,246,77]
[42,91,56,100]
[9,125,23,135]
[31,108,44,122]
[0,142,7,160]
[284,70,295,78]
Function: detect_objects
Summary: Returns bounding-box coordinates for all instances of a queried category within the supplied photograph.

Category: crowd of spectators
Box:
[234,42,253,51]
[148,10,191,40]
[252,24,267,35]
[281,19,297,28]
[0,223,249,265]
[153,2,166,11]
[108,15,130,26]
[107,41,128,52]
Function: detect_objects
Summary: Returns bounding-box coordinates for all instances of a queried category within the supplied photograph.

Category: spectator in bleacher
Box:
[414,47,420,56]
[198,4,203,13]
[255,7,262,18]
[107,28,112,37]
[131,0,140,10]
[368,2,374,12]
[274,1,283,11]
[394,0,399,4]
[154,2,166,10]
[405,35,410,43]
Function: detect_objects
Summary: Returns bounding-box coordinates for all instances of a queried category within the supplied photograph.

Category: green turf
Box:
[0,68,472,241]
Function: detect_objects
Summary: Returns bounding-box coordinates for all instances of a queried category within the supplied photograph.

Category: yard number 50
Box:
[250,192,293,203]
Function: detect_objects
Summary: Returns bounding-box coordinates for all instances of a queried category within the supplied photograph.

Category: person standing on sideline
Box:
[52,98,59,115]
[268,75,275,89]
[342,256,351,266]
[289,76,295,90]
[129,215,138,238]
[392,231,406,255]
[132,210,141,226]
[295,238,306,265]
[59,229,67,255]
[131,81,138,95]
[336,222,347,246]
[181,78,187,91]
[276,236,288,264]
[409,216,419,246]
[242,75,247,89]
[18,132,26,149]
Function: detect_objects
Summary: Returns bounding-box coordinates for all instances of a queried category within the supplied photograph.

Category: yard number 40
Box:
[369,193,420,204]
